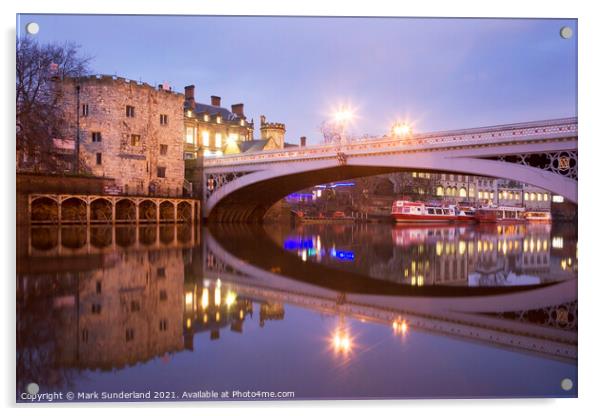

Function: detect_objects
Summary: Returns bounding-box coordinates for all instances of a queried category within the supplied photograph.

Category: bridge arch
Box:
[206,156,576,222]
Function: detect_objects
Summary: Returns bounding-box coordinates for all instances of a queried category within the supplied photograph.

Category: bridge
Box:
[202,117,577,222]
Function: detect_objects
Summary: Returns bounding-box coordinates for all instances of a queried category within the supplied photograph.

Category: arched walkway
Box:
[61,197,87,223]
[139,200,158,223]
[159,201,175,222]
[31,197,59,223]
[177,201,192,223]
[90,198,113,222]
[115,199,136,222]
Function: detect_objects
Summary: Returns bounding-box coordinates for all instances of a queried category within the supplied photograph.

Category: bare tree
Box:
[16,37,91,173]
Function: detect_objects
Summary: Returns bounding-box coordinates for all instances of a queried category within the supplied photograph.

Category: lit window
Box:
[202,131,209,147]
[203,114,209,122]
[552,195,564,203]
[544,193,549,201]
[530,193,536,201]
[436,186,444,196]
[216,116,222,124]
[459,187,467,198]
[126,105,135,118]
[130,134,141,146]
[82,104,89,117]
[537,193,542,201]
[215,133,222,148]
[524,192,530,201]
[160,114,168,125]
[478,191,483,199]
[240,119,245,126]
[228,133,238,144]
[186,127,195,144]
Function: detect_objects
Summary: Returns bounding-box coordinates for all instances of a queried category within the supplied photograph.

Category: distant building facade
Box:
[182,85,255,159]
[58,75,185,197]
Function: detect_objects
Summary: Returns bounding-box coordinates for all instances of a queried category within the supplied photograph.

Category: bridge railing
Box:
[203,117,577,167]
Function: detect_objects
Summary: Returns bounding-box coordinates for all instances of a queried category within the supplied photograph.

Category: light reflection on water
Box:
[272,222,577,287]
[16,222,577,401]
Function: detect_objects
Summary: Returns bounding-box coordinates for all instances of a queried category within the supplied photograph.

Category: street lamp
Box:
[392,121,412,138]
[331,106,355,144]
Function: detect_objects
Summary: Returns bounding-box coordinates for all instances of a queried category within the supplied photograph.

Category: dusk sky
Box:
[18,14,577,145]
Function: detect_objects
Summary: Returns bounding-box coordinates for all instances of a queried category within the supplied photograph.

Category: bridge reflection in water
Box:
[16,221,577,400]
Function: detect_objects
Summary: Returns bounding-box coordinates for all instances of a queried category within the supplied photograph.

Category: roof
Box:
[184,101,239,121]
[239,139,269,153]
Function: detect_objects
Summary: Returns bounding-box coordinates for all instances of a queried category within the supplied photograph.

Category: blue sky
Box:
[18,15,577,144]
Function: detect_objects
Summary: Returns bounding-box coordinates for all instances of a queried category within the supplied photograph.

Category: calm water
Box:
[16,221,577,401]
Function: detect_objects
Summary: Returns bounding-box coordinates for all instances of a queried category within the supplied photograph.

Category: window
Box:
[126,105,135,117]
[131,300,140,312]
[537,193,542,201]
[82,104,89,116]
[96,153,102,165]
[552,195,564,203]
[91,304,101,314]
[160,144,168,155]
[215,133,222,148]
[82,329,89,343]
[157,166,166,178]
[478,191,483,199]
[203,114,209,122]
[185,127,195,144]
[130,134,141,146]
[544,193,549,201]
[202,131,209,147]
[159,114,168,125]
[436,186,444,196]
[159,319,168,331]
[96,281,102,294]
[216,115,222,124]
[184,152,195,160]
[159,290,167,301]
[157,267,166,278]
[459,187,467,198]
[530,193,536,201]
[92,132,101,142]
[524,192,530,202]
[125,328,134,342]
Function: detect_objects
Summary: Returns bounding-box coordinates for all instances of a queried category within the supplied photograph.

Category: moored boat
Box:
[524,210,552,223]
[476,205,525,223]
[391,200,457,222]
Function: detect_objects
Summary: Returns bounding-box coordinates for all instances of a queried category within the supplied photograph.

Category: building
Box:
[182,85,255,159]
[58,75,186,197]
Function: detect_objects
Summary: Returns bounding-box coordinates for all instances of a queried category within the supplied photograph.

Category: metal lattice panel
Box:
[204,171,254,201]
[491,151,578,180]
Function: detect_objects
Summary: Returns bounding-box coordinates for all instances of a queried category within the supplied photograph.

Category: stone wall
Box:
[58,76,185,197]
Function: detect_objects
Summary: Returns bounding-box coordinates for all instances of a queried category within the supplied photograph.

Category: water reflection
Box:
[16,221,577,400]
[273,223,577,287]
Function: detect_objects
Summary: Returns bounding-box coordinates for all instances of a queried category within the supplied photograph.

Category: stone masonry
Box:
[59,75,185,197]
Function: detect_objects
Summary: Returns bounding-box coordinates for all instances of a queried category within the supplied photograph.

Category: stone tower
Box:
[259,115,286,149]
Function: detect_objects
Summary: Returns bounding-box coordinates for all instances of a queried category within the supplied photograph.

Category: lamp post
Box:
[392,121,412,138]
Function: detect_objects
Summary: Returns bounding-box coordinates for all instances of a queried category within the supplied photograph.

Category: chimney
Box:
[300,136,307,147]
[184,85,195,107]
[231,103,244,117]
[211,95,221,107]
